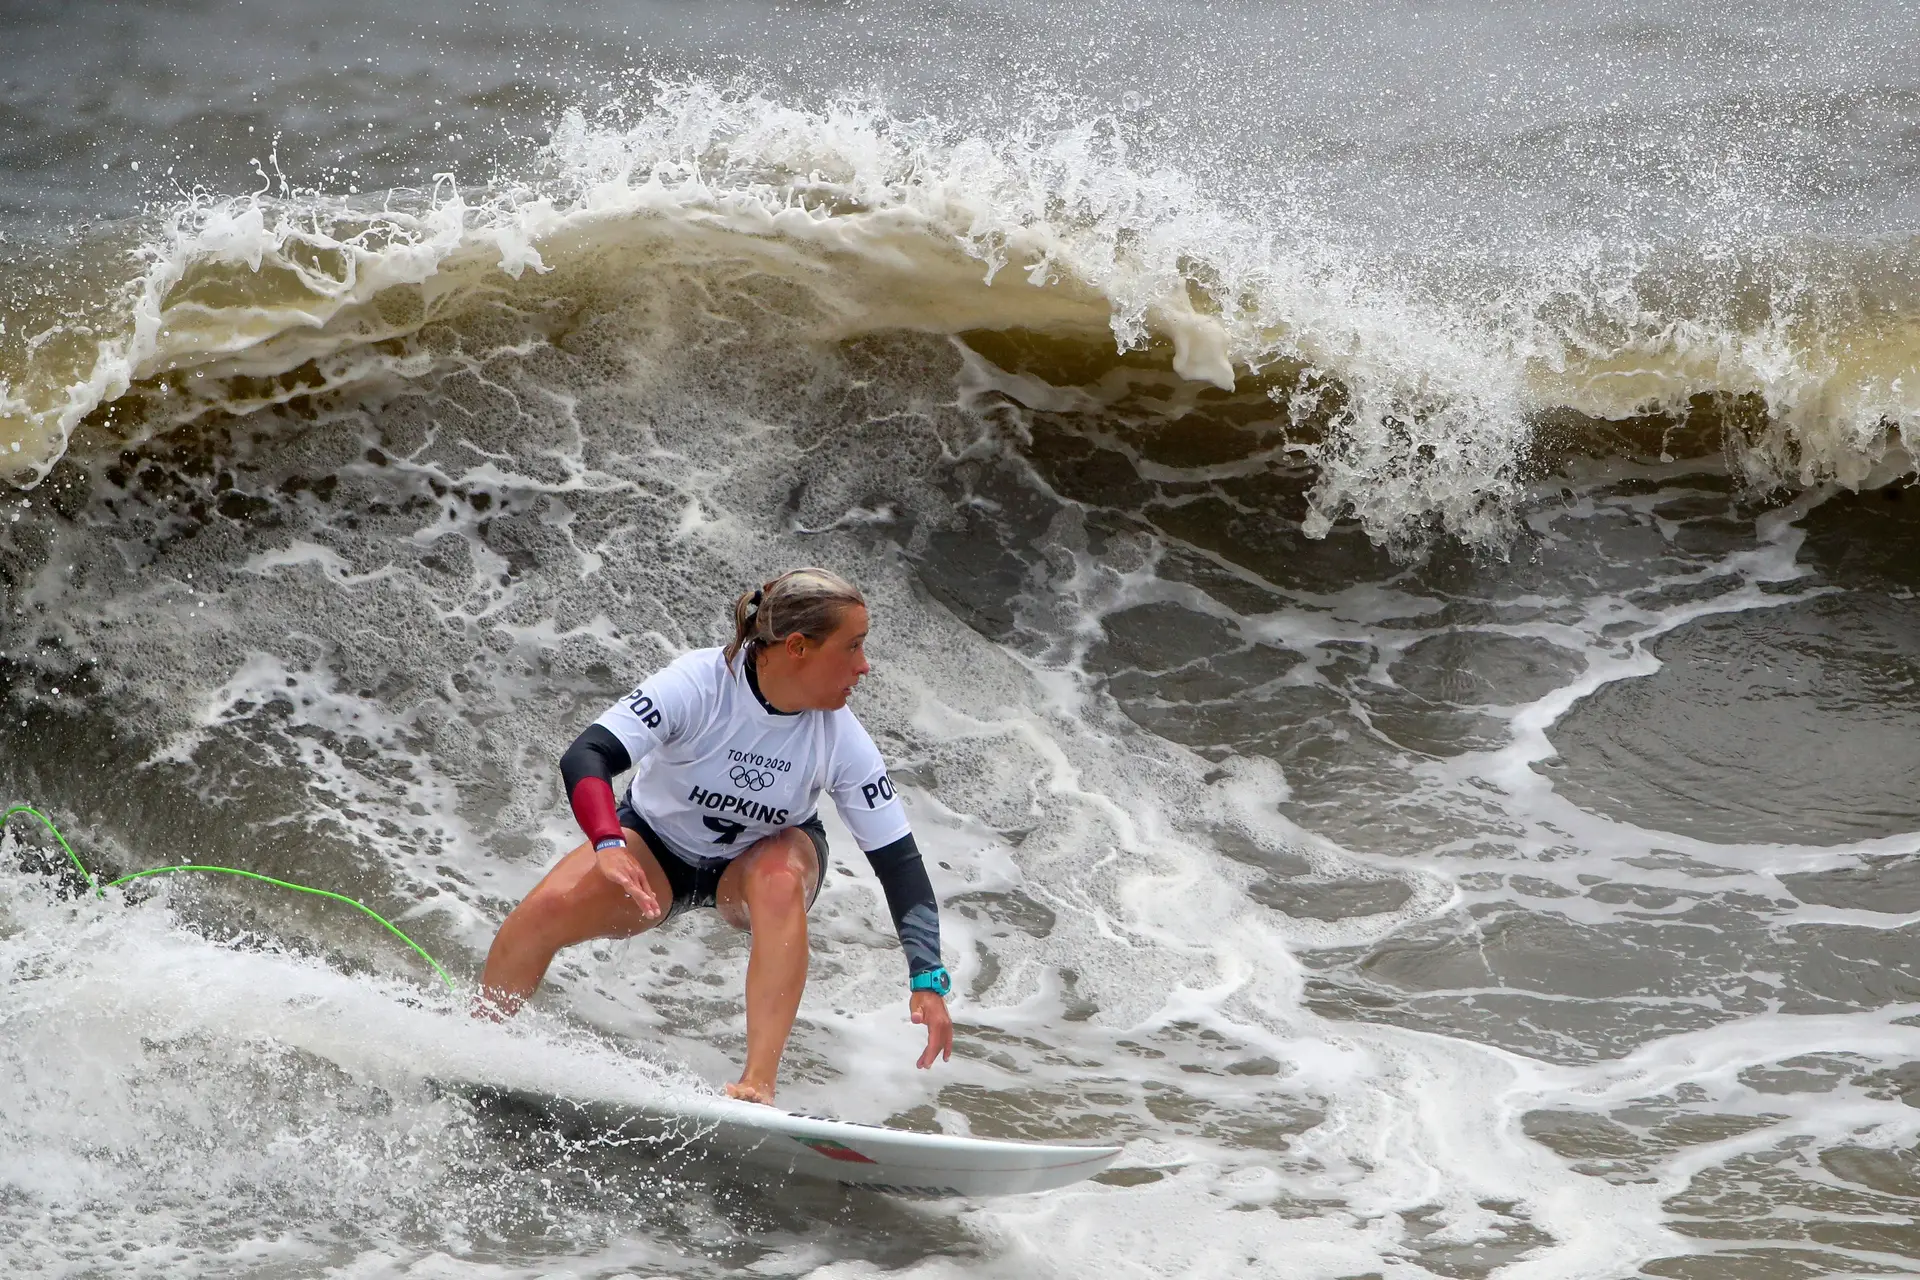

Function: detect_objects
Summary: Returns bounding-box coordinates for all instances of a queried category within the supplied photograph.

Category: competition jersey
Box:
[594,646,911,863]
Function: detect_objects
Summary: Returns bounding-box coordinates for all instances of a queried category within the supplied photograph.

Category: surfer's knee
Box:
[721,828,814,928]
[754,856,811,909]
[752,831,816,901]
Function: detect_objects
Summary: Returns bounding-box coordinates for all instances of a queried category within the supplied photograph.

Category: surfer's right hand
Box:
[596,842,661,918]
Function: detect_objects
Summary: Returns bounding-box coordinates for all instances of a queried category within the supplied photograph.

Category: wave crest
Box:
[5,81,1919,549]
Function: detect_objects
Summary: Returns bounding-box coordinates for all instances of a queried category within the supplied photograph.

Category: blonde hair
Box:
[724,568,867,670]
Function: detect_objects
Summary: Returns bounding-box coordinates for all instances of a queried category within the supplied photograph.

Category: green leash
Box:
[2,803,456,993]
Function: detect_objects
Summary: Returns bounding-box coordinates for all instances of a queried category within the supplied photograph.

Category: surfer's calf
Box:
[477,569,955,1102]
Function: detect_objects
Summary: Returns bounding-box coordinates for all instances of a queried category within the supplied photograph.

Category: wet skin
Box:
[479,605,954,1102]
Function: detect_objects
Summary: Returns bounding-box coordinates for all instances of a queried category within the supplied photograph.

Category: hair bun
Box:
[723,567,865,671]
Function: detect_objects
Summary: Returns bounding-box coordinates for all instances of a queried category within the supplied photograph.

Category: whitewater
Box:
[9,83,1920,547]
[8,3,1920,1277]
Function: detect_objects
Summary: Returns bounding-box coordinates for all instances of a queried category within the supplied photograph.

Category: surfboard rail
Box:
[451,1083,1123,1197]
[643,1092,1123,1196]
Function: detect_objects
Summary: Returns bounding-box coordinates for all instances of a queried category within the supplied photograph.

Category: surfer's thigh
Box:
[512,828,674,949]
[715,825,825,932]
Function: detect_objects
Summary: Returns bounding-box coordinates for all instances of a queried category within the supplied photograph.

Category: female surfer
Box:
[479,568,953,1104]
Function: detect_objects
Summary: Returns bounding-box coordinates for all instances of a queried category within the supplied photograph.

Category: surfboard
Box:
[459,1084,1123,1197]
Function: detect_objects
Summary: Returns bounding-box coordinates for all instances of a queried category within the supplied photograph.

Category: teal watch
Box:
[909,966,952,997]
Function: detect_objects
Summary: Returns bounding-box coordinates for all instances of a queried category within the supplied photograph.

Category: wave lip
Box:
[6,82,1920,548]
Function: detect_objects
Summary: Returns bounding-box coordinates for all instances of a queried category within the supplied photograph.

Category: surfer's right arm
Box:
[560,661,700,912]
[560,724,632,851]
[558,724,659,913]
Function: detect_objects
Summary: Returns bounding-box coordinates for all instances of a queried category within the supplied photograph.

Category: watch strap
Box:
[909,966,951,996]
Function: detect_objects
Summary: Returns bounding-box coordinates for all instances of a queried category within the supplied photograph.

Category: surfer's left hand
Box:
[910,991,953,1069]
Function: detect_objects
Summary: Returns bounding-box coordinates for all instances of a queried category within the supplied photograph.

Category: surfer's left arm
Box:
[863,831,953,1068]
[830,716,953,1069]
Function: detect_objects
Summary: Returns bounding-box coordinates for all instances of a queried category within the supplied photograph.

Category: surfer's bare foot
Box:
[725,1078,778,1105]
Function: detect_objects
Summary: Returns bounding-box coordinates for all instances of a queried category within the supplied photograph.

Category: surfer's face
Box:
[784,604,871,710]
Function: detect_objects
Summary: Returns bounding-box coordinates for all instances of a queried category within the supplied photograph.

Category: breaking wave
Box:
[5,81,1919,549]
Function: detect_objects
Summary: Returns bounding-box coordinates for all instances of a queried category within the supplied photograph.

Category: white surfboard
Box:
[460,1084,1123,1197]
[660,1093,1123,1196]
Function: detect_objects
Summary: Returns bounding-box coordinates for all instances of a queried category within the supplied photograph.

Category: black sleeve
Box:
[864,833,944,978]
[560,724,632,795]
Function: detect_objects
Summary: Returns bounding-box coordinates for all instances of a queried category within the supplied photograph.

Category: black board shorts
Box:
[615,798,829,921]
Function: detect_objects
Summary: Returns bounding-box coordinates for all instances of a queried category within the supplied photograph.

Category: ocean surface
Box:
[6,1,1920,1276]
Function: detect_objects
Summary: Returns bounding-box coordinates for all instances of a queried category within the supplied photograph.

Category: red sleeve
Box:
[562,724,632,847]
[570,777,625,847]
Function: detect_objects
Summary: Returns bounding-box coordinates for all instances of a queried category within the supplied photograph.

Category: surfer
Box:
[479,568,953,1104]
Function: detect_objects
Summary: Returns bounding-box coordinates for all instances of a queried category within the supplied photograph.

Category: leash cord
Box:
[2,803,456,993]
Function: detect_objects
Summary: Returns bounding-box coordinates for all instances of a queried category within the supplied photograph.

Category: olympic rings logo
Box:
[730,765,776,792]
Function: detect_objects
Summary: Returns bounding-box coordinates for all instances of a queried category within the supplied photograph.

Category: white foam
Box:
[7,128,1920,1278]
[10,82,1920,553]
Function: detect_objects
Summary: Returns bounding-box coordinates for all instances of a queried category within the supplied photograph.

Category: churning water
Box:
[7,1,1920,1276]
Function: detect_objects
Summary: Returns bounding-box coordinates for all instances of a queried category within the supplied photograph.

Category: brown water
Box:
[7,4,1920,1278]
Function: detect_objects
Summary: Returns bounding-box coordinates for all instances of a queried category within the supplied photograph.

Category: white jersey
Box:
[595,646,912,863]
